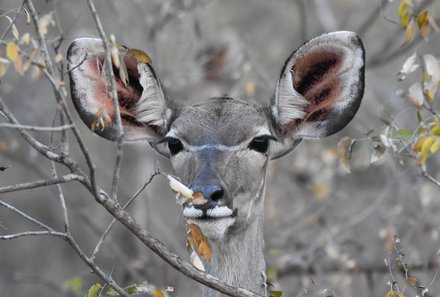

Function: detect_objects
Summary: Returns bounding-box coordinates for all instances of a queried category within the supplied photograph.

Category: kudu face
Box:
[67,32,365,242]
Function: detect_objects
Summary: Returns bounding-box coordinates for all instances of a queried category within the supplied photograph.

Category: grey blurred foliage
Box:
[1,0,440,296]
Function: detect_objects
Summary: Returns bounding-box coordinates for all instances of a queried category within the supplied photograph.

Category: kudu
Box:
[67,31,365,296]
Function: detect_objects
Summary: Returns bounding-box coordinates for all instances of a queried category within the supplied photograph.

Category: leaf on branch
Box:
[187,223,212,263]
[54,53,63,63]
[337,136,355,173]
[38,12,55,36]
[20,32,31,45]
[417,10,431,39]
[90,107,112,132]
[370,136,386,164]
[422,54,440,101]
[402,18,415,46]
[408,82,424,108]
[398,0,413,29]
[269,291,283,297]
[6,42,19,62]
[85,283,102,297]
[398,52,419,80]
[127,48,152,64]
[406,276,417,286]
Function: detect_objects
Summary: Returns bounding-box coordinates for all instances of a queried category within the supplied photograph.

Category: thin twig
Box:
[0,200,55,231]
[0,0,25,40]
[0,231,67,240]
[0,123,73,132]
[0,174,83,194]
[85,0,124,201]
[25,0,99,195]
[91,171,160,260]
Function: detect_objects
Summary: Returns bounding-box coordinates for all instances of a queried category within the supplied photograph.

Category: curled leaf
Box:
[337,136,355,173]
[398,0,413,29]
[402,18,415,46]
[399,52,419,80]
[417,10,431,39]
[90,107,112,132]
[38,12,55,36]
[85,283,102,297]
[127,48,152,64]
[187,223,212,263]
[408,82,424,108]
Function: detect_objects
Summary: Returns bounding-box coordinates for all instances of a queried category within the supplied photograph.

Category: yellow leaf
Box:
[398,0,413,29]
[385,289,394,297]
[421,136,435,163]
[431,127,440,137]
[413,136,426,153]
[430,139,440,154]
[127,48,152,64]
[6,42,19,62]
[85,283,102,297]
[187,223,212,263]
[402,18,415,46]
[337,136,355,173]
[153,289,165,297]
[417,10,429,28]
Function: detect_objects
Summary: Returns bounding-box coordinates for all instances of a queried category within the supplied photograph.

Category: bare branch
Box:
[0,199,54,231]
[85,0,124,200]
[0,123,73,132]
[0,1,25,40]
[91,170,160,260]
[0,174,83,194]
[0,231,67,240]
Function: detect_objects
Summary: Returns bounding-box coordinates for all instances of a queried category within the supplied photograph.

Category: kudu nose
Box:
[190,185,224,202]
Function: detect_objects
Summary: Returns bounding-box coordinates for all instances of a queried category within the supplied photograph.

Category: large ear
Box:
[270,31,364,157]
[67,38,173,142]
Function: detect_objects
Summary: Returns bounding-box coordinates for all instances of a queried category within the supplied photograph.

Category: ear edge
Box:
[272,31,365,139]
[67,38,173,142]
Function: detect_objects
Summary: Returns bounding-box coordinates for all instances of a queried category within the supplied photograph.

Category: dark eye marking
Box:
[248,135,276,154]
[165,137,184,155]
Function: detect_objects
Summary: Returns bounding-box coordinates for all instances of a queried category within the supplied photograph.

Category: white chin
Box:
[187,217,235,240]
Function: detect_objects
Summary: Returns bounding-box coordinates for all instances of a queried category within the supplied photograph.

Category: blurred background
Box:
[1,0,440,296]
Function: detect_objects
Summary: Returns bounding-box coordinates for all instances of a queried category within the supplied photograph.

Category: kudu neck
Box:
[203,210,267,297]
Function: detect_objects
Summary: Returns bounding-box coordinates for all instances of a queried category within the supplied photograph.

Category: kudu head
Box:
[67,31,364,245]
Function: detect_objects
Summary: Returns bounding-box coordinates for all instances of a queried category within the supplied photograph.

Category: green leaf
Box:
[126,285,136,294]
[416,110,423,122]
[106,288,119,296]
[270,291,283,297]
[85,283,102,297]
[63,277,83,294]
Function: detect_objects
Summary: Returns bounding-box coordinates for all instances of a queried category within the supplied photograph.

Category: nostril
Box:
[210,188,224,202]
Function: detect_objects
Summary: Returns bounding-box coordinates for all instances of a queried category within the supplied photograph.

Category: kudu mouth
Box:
[183,200,237,221]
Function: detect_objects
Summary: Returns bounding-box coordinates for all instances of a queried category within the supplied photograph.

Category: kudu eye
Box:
[248,135,272,153]
[167,137,184,155]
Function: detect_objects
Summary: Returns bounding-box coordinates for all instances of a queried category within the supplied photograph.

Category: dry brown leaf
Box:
[54,53,63,63]
[22,48,37,73]
[187,223,212,263]
[407,277,417,286]
[91,107,112,132]
[337,136,355,173]
[402,18,415,46]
